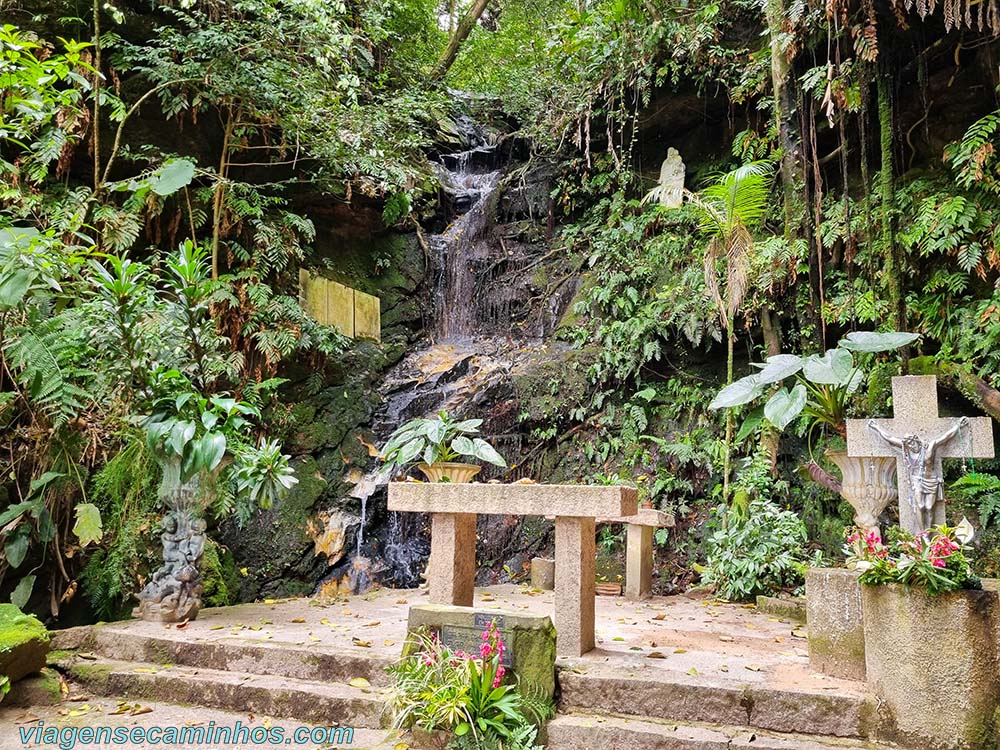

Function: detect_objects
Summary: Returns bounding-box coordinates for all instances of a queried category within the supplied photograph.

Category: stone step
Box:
[557,670,876,739]
[56,656,388,728]
[52,624,393,686]
[547,714,895,750]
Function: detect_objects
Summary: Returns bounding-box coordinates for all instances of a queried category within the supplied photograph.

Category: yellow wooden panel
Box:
[299,269,329,324]
[326,281,355,337]
[353,290,381,342]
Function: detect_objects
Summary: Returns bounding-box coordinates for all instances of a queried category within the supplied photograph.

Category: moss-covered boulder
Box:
[0,604,50,683]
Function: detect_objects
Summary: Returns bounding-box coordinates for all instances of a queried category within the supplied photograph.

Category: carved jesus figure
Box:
[867,417,968,531]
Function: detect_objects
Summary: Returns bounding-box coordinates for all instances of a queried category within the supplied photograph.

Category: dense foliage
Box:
[6,0,1000,612]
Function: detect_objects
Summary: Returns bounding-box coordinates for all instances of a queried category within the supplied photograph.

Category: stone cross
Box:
[846,375,993,534]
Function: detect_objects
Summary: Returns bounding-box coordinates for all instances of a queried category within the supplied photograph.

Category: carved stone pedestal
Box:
[134,462,208,623]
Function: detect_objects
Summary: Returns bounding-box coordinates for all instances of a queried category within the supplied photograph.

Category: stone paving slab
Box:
[0,695,403,750]
[54,584,865,698]
[56,658,387,729]
[548,714,895,750]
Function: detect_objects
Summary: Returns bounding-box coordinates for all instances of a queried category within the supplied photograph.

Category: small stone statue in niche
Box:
[133,510,206,622]
[867,417,969,532]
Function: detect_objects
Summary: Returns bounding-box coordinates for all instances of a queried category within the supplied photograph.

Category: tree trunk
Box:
[765,0,801,233]
[762,0,796,473]
[431,0,492,80]
[908,357,1000,423]
[723,324,735,504]
[92,0,102,194]
[760,307,782,475]
[877,66,905,337]
[210,109,236,281]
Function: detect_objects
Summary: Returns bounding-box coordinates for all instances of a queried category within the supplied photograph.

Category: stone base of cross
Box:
[846,375,993,535]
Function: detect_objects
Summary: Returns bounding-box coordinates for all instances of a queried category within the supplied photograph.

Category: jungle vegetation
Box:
[4,0,1000,614]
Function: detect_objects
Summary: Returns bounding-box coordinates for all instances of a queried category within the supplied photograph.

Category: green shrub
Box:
[702,498,815,601]
[387,623,552,750]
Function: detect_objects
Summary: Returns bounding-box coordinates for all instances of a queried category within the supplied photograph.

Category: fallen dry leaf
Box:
[352,638,371,648]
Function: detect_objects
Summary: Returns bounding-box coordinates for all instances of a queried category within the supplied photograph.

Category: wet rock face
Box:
[218,115,583,600]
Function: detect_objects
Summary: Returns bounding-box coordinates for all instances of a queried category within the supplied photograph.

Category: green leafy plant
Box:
[709,331,918,442]
[381,412,506,473]
[387,622,551,750]
[143,372,297,523]
[701,497,815,601]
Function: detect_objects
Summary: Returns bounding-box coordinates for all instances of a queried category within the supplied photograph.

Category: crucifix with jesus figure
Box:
[845,375,994,535]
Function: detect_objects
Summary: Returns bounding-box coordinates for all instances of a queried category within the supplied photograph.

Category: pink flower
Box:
[492,665,506,688]
[480,641,493,659]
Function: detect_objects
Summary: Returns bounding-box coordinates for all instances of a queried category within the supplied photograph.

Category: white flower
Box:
[956,517,976,545]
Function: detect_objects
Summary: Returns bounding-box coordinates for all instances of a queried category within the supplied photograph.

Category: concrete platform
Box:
[44,585,884,745]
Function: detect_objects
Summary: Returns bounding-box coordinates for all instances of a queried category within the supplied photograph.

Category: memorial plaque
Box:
[438,613,511,666]
[407,604,557,698]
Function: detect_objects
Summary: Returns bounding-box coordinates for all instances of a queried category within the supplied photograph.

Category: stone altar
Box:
[595,508,674,601]
[388,482,637,656]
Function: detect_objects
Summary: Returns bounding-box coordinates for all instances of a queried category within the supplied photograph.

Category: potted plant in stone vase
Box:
[381,411,506,483]
[135,374,297,622]
[709,331,918,530]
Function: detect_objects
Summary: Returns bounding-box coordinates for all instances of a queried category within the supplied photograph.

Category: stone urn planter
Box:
[826,450,897,531]
[417,462,481,483]
[861,583,1000,749]
[133,458,211,623]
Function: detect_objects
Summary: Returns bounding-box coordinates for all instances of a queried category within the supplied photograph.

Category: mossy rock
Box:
[202,541,240,608]
[4,668,63,707]
[0,604,50,683]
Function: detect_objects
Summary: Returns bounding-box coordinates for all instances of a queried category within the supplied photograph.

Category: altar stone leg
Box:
[555,516,596,656]
[428,512,476,606]
[625,523,653,601]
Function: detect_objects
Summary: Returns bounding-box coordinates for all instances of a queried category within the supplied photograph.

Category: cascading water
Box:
[321,114,556,594]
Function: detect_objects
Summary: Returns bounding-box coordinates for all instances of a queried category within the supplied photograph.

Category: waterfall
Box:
[324,113,557,593]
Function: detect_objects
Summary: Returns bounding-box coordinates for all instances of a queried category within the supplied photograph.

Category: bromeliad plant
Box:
[845,521,979,595]
[387,621,552,750]
[381,411,507,475]
[708,331,919,444]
